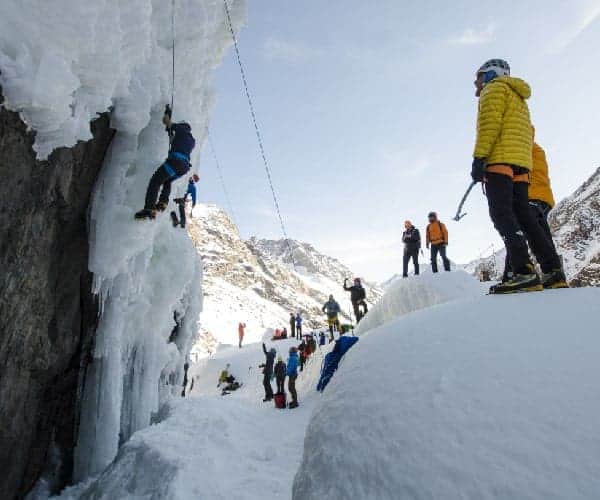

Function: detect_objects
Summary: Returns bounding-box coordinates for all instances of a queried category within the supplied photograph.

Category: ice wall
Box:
[0,0,246,482]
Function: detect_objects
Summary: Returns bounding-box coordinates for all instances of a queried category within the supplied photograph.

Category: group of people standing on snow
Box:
[401,213,451,277]
[261,342,299,409]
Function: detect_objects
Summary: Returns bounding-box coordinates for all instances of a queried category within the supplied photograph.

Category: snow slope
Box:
[356,270,483,335]
[57,338,327,500]
[294,274,600,499]
[1,0,246,482]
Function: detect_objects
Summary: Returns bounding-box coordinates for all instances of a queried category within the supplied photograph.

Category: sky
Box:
[197,0,600,282]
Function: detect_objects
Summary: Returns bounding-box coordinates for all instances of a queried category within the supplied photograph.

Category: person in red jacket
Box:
[238,322,246,348]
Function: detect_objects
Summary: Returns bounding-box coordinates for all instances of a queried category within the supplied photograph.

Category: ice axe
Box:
[453,181,477,221]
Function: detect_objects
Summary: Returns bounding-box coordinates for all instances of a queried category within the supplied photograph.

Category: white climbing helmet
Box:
[476,59,510,78]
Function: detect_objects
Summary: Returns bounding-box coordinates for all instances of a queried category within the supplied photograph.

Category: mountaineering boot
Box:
[170,211,180,227]
[489,265,543,294]
[155,201,168,212]
[288,401,299,409]
[542,269,569,289]
[488,272,511,294]
[134,209,157,220]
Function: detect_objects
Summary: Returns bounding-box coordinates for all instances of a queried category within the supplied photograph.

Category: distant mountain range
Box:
[187,205,383,355]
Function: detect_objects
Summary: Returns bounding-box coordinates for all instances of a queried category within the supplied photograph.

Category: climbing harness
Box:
[222,0,297,270]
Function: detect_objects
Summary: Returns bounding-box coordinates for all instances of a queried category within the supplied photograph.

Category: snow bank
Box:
[0,0,246,481]
[356,271,483,335]
[293,287,600,499]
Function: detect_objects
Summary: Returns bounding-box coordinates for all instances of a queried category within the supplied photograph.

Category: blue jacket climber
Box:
[287,350,299,377]
[184,175,199,207]
[135,109,196,220]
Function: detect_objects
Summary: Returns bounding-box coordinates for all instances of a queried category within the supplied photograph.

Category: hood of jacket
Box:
[490,76,531,100]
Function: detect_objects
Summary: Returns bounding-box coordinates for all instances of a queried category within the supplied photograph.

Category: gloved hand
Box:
[471,157,486,182]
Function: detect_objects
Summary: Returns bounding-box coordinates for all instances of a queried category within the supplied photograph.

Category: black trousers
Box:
[263,374,273,399]
[290,323,296,338]
[403,248,419,277]
[297,325,302,337]
[351,300,368,323]
[144,158,190,210]
[430,244,451,273]
[276,377,285,394]
[288,375,297,403]
[503,200,559,277]
[486,173,533,274]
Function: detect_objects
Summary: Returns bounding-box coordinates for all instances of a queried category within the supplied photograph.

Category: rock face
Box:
[0,92,114,499]
[549,167,600,287]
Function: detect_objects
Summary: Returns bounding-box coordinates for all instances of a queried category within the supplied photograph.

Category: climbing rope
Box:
[222,0,297,270]
[170,0,176,112]
[207,128,239,228]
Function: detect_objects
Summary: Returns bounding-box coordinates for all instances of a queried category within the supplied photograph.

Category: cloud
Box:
[448,24,495,45]
[263,37,320,63]
[553,2,600,50]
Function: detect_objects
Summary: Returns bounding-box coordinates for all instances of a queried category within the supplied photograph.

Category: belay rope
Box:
[222,0,297,271]
[170,0,176,113]
[207,128,239,228]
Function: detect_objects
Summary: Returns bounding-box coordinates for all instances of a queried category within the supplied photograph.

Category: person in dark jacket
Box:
[295,313,303,337]
[260,343,276,402]
[287,347,299,408]
[402,220,421,277]
[274,356,287,394]
[319,331,326,346]
[298,339,307,372]
[289,313,296,338]
[136,108,196,219]
[343,278,368,323]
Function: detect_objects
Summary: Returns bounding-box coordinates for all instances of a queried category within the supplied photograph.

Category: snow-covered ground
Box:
[294,274,600,500]
[51,272,600,499]
[57,337,328,500]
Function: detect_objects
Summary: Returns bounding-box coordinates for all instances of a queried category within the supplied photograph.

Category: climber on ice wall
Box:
[135,105,196,220]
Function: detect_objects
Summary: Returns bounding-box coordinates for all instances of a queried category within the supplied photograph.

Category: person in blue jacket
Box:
[135,107,196,220]
[295,313,303,338]
[287,346,299,408]
[183,174,199,208]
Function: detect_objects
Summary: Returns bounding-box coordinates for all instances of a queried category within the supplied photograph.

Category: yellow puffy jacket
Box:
[529,141,555,207]
[474,76,533,170]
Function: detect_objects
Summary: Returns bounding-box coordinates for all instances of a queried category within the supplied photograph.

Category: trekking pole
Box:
[453,181,477,221]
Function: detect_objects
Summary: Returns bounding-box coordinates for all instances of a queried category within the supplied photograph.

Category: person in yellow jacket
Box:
[471,58,564,293]
[500,130,567,288]
[425,212,451,273]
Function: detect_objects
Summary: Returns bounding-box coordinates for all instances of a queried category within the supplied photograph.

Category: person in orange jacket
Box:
[425,212,451,273]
